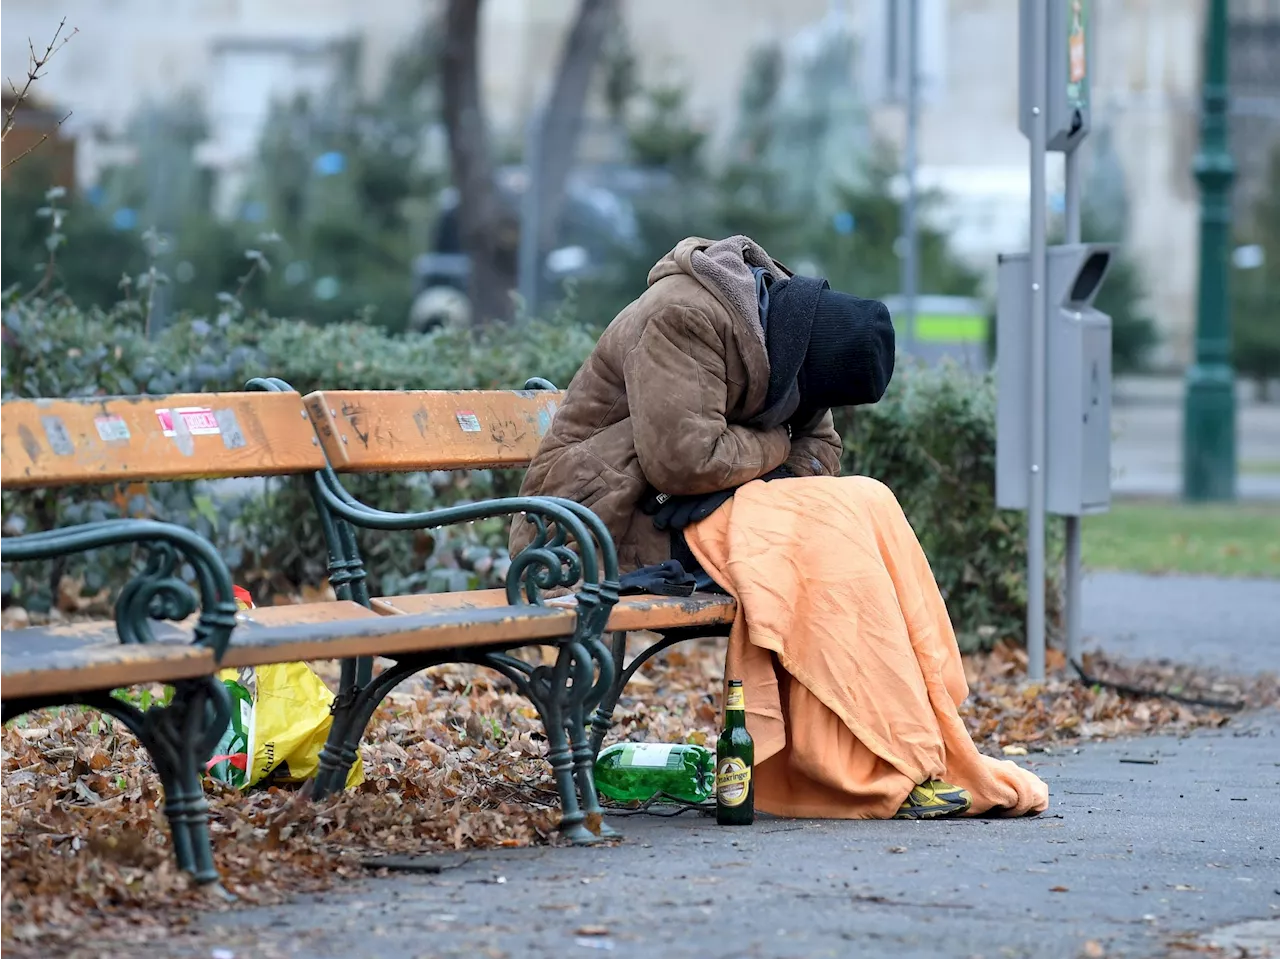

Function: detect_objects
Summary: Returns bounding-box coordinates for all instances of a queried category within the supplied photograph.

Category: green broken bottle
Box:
[593,742,716,804]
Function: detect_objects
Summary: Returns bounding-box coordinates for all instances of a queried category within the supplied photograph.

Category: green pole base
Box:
[1181,363,1237,502]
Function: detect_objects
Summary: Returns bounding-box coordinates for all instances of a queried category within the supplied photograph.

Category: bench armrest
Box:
[1,519,239,661]
[307,446,621,709]
[313,468,617,607]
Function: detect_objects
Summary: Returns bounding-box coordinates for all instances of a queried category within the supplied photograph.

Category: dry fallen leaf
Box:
[887,846,908,854]
[1001,744,1029,756]
[1050,885,1070,893]
[575,926,610,936]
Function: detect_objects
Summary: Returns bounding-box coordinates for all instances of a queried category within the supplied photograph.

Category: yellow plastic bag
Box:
[207,588,364,791]
[222,661,365,790]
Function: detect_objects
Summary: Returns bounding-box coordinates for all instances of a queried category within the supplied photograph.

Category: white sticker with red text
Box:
[156,407,221,437]
[94,414,132,442]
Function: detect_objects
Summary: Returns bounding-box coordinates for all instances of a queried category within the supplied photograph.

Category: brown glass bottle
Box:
[715,679,754,825]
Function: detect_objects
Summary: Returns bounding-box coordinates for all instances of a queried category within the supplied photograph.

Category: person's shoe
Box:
[893,779,972,820]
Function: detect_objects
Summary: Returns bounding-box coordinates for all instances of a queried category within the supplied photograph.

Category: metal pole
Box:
[1182,0,1237,502]
[517,107,544,318]
[1026,0,1049,681]
[901,0,920,354]
[1063,145,1083,668]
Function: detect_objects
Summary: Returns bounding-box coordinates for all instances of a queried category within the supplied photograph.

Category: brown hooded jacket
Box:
[509,236,842,572]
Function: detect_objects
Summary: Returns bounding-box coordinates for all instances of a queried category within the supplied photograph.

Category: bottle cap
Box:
[232,585,254,611]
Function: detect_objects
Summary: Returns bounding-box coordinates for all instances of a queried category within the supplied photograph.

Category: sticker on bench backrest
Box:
[94,414,131,443]
[172,407,195,457]
[157,407,221,437]
[456,410,482,433]
[214,408,247,449]
[41,416,74,456]
[536,402,558,437]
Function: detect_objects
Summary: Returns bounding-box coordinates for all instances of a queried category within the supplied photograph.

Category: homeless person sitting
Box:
[510,235,1049,821]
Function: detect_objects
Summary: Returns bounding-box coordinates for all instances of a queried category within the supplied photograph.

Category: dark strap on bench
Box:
[618,559,699,598]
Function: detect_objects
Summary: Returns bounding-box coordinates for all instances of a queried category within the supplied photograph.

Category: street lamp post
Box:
[1182,0,1237,502]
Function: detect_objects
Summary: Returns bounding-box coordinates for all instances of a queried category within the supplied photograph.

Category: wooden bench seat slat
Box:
[303,389,562,471]
[0,392,325,489]
[225,603,576,666]
[1,602,577,699]
[371,590,738,633]
[1,638,216,699]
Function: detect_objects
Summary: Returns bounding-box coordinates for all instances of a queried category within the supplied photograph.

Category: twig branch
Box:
[1069,659,1244,711]
[2,18,78,171]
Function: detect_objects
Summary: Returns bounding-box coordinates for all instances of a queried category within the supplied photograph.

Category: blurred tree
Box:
[1074,122,1158,373]
[3,22,446,328]
[441,0,620,324]
[1,163,144,304]
[766,5,869,215]
[569,83,711,322]
[715,42,809,260]
[235,24,446,328]
[813,142,983,300]
[93,95,245,320]
[574,48,981,325]
[1081,208,1158,375]
[533,0,621,255]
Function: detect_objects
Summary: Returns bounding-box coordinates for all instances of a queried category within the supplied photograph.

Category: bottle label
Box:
[716,757,751,806]
[617,743,677,769]
[725,684,746,711]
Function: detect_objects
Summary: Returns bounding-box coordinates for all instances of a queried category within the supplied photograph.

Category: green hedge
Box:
[1,296,1056,649]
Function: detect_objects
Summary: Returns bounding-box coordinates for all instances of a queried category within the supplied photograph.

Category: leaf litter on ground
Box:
[2,631,1276,956]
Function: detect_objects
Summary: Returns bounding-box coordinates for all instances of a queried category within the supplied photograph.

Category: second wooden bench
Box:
[290,380,738,787]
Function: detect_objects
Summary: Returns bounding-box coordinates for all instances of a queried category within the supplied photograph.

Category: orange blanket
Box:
[683,475,1049,819]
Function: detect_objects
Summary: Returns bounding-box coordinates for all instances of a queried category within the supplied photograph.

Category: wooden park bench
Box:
[0,389,635,883]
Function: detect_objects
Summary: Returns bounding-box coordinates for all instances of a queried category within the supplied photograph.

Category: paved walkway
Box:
[1083,572,1280,676]
[174,572,1280,959]
[189,716,1279,959]
[1111,377,1280,500]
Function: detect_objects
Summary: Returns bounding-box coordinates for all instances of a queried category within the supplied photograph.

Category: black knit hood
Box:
[750,274,896,429]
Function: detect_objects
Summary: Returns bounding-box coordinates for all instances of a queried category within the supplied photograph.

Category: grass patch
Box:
[1241,460,1280,476]
[1083,500,1280,578]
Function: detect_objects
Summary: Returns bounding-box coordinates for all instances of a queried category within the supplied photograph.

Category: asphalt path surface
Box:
[186,714,1280,959]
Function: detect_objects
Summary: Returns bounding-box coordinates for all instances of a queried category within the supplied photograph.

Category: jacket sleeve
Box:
[625,305,791,496]
[785,409,842,477]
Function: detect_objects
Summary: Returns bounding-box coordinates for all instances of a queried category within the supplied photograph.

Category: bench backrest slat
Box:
[304,389,562,471]
[1,392,326,488]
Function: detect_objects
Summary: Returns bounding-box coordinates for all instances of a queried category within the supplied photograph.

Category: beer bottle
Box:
[715,679,754,825]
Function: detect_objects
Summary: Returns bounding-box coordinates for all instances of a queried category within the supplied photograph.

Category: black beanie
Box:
[796,289,896,412]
